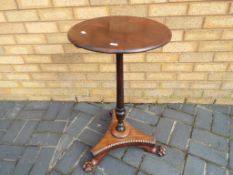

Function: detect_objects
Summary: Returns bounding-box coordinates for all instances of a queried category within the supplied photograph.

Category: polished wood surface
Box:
[68,16,171,172]
[83,110,166,172]
[68,16,172,54]
[115,53,125,132]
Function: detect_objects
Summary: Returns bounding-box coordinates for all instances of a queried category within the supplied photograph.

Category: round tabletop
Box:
[68,16,172,54]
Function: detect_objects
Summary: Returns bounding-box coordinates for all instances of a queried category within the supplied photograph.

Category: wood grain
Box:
[68,16,172,54]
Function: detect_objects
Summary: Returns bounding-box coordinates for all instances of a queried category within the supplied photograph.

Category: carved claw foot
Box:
[155,145,166,157]
[83,160,96,172]
[140,145,166,157]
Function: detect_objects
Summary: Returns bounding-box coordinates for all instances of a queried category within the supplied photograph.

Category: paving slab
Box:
[36,121,66,133]
[129,108,159,125]
[141,154,182,175]
[0,119,11,130]
[17,110,44,120]
[128,118,154,135]
[55,141,87,174]
[78,128,103,146]
[0,101,231,175]
[43,102,63,120]
[170,122,192,150]
[162,108,194,125]
[189,141,228,166]
[0,145,24,161]
[0,161,16,175]
[230,141,233,169]
[148,104,165,116]
[98,156,138,175]
[195,106,212,130]
[192,128,228,152]
[1,120,25,143]
[183,155,205,175]
[29,133,61,146]
[29,147,55,175]
[181,104,196,116]
[122,147,144,168]
[154,117,175,144]
[56,102,74,120]
[212,112,230,137]
[13,147,40,175]
[206,162,227,175]
[14,120,38,144]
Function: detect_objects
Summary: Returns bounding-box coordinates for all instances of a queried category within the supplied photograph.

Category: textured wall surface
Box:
[0,0,232,104]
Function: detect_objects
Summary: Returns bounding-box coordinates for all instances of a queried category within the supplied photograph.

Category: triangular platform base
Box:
[83,110,166,172]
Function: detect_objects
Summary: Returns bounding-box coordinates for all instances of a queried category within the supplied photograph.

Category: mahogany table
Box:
[68,16,172,172]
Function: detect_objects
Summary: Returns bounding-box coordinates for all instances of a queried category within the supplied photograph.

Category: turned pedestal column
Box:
[68,16,172,172]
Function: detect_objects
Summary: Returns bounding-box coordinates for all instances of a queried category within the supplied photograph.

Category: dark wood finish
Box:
[115,53,125,132]
[83,110,166,172]
[68,16,171,54]
[68,16,172,172]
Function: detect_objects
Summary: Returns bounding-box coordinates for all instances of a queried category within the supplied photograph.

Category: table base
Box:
[83,110,166,172]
